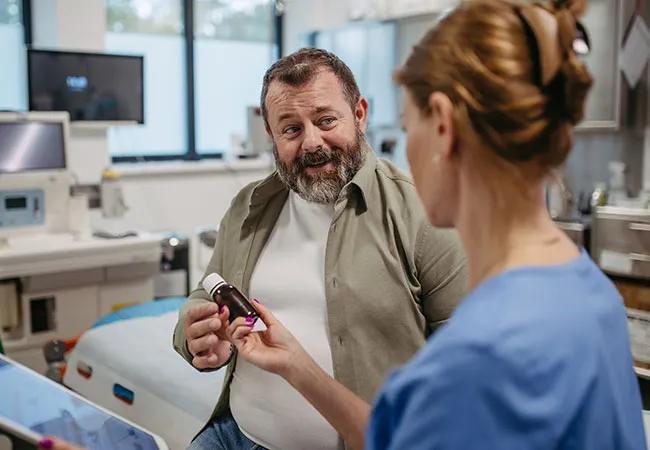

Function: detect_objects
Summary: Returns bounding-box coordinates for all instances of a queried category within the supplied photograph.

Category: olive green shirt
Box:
[173,151,467,431]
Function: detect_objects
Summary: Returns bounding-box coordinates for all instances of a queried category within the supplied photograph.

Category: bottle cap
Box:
[202,273,226,296]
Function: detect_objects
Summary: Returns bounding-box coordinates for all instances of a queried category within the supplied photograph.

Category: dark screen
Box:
[5,197,27,209]
[29,50,144,123]
[0,122,66,173]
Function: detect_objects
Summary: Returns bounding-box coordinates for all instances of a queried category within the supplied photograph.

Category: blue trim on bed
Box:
[92,297,185,328]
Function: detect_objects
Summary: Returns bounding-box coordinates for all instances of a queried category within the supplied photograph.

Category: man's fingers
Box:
[192,353,221,370]
[186,316,222,340]
[188,333,221,357]
[219,305,230,322]
[185,302,219,329]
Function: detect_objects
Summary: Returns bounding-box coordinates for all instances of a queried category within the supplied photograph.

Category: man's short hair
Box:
[260,48,361,128]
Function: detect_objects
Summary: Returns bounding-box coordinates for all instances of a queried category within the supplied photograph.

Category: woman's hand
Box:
[224,300,308,378]
[225,300,370,450]
[38,437,84,450]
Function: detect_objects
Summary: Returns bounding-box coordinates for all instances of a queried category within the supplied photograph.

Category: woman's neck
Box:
[455,173,580,290]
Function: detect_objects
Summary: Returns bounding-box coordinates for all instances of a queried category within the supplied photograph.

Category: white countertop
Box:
[0,232,161,279]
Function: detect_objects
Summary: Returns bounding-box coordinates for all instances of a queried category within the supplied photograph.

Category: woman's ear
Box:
[428,92,456,158]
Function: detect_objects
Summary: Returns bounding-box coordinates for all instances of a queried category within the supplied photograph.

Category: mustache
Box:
[292,147,341,174]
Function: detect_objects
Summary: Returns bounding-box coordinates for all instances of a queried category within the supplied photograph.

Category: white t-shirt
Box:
[230,191,339,450]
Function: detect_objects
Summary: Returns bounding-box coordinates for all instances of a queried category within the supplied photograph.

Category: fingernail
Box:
[39,438,53,450]
[218,305,224,314]
[253,298,261,304]
[245,316,254,324]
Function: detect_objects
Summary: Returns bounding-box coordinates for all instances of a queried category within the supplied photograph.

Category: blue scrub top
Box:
[366,250,646,450]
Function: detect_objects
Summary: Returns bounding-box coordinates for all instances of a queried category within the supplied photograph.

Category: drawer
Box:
[596,248,650,279]
[593,208,650,279]
[594,216,650,255]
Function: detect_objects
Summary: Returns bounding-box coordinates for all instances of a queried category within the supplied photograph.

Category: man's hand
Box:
[184,302,232,370]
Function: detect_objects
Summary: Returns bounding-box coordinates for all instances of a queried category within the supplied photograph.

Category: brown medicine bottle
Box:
[202,273,260,324]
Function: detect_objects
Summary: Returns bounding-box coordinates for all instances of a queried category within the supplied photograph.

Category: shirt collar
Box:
[347,143,376,212]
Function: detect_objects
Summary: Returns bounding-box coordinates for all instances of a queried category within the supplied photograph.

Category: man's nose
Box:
[301,123,324,153]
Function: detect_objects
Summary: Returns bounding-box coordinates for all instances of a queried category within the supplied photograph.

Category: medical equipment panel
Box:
[0,189,45,228]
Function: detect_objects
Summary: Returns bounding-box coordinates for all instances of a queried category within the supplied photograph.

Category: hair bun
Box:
[552,0,587,17]
[551,0,593,124]
[557,52,593,124]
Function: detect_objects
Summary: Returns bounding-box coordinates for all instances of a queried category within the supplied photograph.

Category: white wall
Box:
[90,165,270,286]
[282,0,351,53]
[32,0,106,51]
[282,0,462,54]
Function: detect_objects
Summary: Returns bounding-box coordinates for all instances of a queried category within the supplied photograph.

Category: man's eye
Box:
[284,126,300,135]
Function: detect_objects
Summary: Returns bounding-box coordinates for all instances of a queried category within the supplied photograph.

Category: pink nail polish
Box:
[245,316,254,324]
[39,438,53,450]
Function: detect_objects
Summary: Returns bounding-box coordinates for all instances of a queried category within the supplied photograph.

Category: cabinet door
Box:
[577,0,623,129]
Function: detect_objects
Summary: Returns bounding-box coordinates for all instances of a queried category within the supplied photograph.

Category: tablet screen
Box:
[0,358,159,450]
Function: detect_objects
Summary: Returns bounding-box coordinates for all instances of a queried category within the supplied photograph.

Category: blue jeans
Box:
[188,412,268,450]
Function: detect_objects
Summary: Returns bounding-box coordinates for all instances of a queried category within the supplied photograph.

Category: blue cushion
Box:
[92,297,185,328]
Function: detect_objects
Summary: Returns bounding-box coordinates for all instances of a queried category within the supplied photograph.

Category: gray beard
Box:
[274,128,367,204]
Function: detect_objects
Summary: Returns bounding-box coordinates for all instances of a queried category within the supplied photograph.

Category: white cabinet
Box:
[0,233,160,373]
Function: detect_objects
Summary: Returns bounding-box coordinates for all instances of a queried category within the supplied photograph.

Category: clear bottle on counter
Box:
[607,161,626,206]
[590,182,608,209]
[101,168,128,218]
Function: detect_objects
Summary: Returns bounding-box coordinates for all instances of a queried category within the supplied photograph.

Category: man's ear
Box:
[355,97,369,133]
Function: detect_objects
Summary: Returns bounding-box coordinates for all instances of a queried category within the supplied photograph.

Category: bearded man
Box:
[174,48,467,450]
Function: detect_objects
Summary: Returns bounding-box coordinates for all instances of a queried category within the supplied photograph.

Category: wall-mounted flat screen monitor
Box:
[28,49,144,123]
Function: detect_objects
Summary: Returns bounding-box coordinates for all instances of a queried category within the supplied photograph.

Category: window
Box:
[106,0,279,161]
[0,0,27,111]
[106,0,187,157]
[194,0,276,154]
